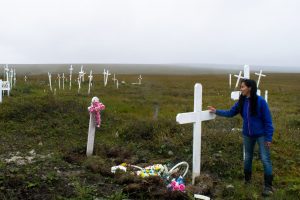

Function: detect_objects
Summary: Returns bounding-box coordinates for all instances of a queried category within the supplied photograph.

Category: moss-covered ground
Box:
[0,73,299,199]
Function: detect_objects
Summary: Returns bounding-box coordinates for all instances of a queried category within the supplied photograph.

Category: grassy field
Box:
[0,73,299,199]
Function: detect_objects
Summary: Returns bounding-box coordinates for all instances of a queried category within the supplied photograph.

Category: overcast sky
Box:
[0,0,299,70]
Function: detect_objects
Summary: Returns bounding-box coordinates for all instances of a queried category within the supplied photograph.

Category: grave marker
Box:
[57,74,61,90]
[62,73,65,90]
[88,70,93,95]
[244,64,250,79]
[254,70,266,88]
[176,83,216,184]
[69,65,73,90]
[48,72,52,91]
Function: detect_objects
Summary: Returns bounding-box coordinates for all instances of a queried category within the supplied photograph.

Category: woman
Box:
[208,79,274,196]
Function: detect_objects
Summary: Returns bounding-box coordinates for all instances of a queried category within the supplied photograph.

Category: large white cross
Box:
[69,65,73,90]
[176,83,216,185]
[87,97,97,156]
[243,64,250,79]
[254,70,266,88]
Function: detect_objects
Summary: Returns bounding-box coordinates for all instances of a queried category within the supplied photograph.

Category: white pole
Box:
[13,68,16,87]
[58,74,61,90]
[244,65,250,79]
[48,72,52,91]
[229,74,231,88]
[69,65,73,90]
[88,70,93,95]
[62,73,65,90]
[87,100,96,156]
[265,90,268,103]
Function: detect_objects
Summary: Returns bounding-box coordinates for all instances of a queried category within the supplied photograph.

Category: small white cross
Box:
[138,75,142,85]
[48,72,52,91]
[69,65,73,90]
[88,70,93,95]
[112,74,116,84]
[57,74,61,90]
[176,83,216,184]
[234,71,244,89]
[254,70,266,88]
[62,73,65,90]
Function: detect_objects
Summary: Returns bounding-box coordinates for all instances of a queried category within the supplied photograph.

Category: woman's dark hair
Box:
[238,79,258,116]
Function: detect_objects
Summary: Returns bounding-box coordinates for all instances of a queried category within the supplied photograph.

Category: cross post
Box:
[176,83,216,184]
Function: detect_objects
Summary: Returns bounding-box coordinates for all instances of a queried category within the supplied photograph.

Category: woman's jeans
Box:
[243,135,273,175]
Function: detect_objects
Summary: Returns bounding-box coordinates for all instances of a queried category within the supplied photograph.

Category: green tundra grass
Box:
[0,73,299,199]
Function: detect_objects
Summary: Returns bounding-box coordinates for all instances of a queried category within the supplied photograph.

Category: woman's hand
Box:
[207,106,216,113]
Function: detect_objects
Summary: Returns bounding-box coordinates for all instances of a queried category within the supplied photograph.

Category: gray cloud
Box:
[0,0,299,71]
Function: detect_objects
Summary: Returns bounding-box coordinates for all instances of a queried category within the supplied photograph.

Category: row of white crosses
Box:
[230,65,268,102]
[48,66,123,93]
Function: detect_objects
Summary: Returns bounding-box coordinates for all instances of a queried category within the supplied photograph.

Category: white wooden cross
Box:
[77,76,81,94]
[265,90,268,103]
[88,70,93,95]
[9,68,13,88]
[87,97,97,156]
[62,73,65,90]
[243,64,250,79]
[69,65,73,90]
[79,65,84,82]
[254,70,266,88]
[138,74,142,85]
[112,74,116,84]
[102,69,107,86]
[57,74,61,90]
[48,72,52,91]
[116,79,119,89]
[105,70,111,87]
[176,83,216,184]
[234,71,243,89]
[13,68,16,87]
[4,65,9,82]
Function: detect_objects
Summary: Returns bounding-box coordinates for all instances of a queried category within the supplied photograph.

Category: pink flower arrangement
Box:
[88,97,105,127]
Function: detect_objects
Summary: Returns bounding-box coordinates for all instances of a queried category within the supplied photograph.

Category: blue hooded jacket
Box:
[216,96,274,142]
